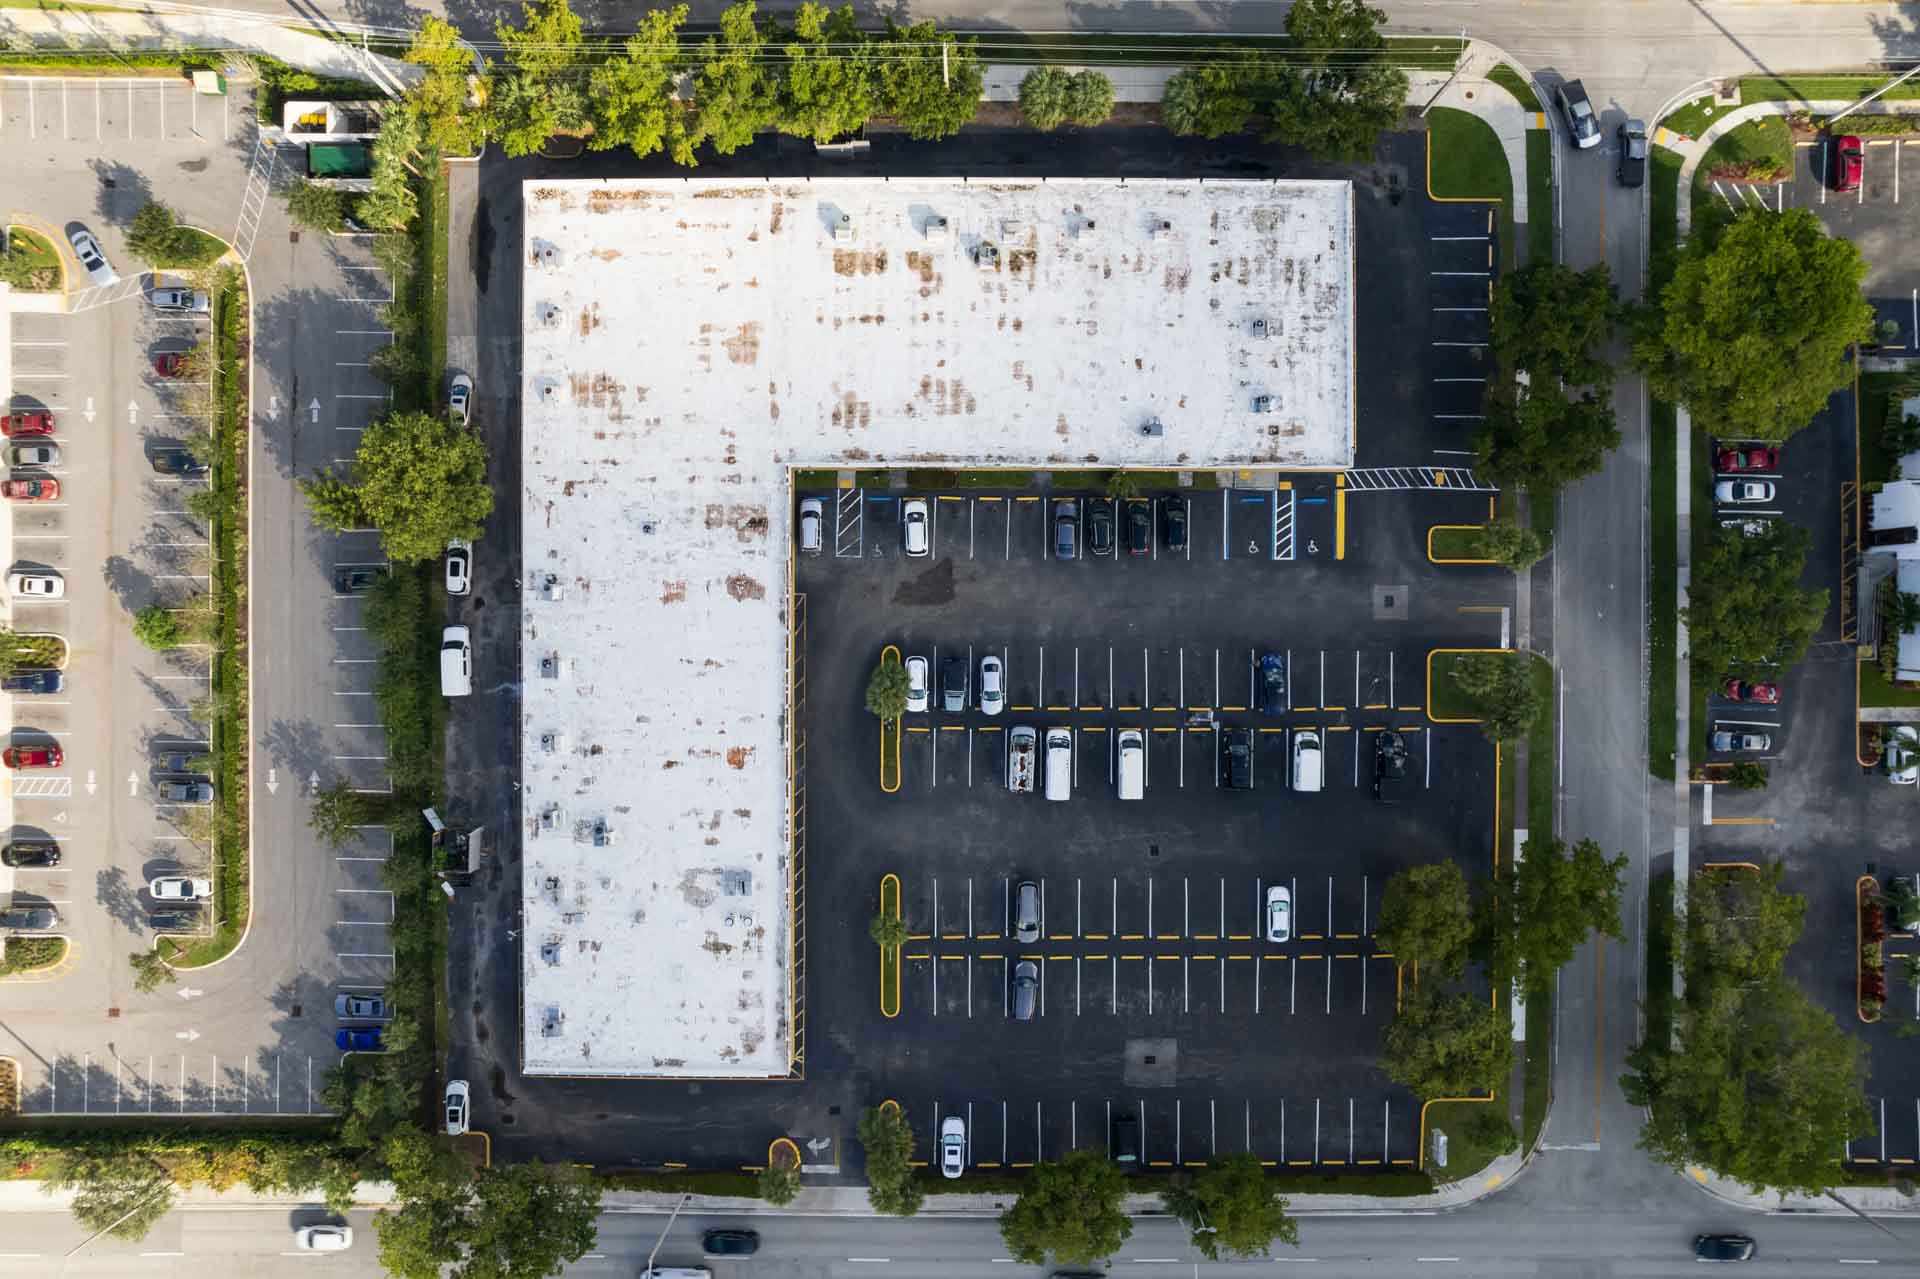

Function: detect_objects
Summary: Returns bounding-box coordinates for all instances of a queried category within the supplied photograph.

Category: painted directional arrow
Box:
[82,396,96,423]
[267,395,280,421]
[265,767,279,795]
[806,1136,831,1154]
[52,811,66,824]
[127,770,139,796]
[84,770,96,795]
[309,397,321,424]
[177,987,202,1000]
[127,399,139,426]
[174,1029,201,1042]
[308,770,320,793]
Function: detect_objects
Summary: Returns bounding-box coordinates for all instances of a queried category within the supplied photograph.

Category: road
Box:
[7,1197,1920,1277]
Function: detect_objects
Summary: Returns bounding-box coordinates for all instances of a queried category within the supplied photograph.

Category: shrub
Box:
[131,605,182,651]
[1062,71,1115,127]
[1018,66,1070,131]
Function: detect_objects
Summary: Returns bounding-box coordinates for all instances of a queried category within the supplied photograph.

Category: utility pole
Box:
[1416,29,1473,119]
[64,1185,173,1257]
[644,1191,693,1275]
[1829,63,1920,126]
[942,41,950,89]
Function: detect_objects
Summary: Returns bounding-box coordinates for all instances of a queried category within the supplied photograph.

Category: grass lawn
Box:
[1646,872,1675,1051]
[1522,991,1551,1150]
[5,226,57,271]
[1424,1100,1514,1181]
[792,468,841,489]
[1429,524,1489,562]
[1861,370,1910,485]
[1648,147,1682,288]
[1429,106,1511,201]
[1740,73,1920,105]
[1525,130,1553,265]
[1658,94,1724,139]
[0,937,67,977]
[426,163,449,399]
[1861,661,1920,708]
[1487,64,1540,112]
[906,468,1034,489]
[1428,651,1480,721]
[935,32,1463,70]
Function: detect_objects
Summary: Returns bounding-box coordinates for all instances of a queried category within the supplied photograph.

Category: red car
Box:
[0,412,53,438]
[1724,678,1781,704]
[1,478,58,501]
[3,745,62,770]
[152,352,188,378]
[1716,446,1779,473]
[1834,134,1864,192]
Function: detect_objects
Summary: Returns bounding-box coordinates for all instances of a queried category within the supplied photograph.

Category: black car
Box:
[1373,731,1409,799]
[702,1228,760,1257]
[1109,1111,1139,1170]
[1555,78,1600,149]
[941,654,967,713]
[1053,499,1078,560]
[149,909,200,932]
[1693,1234,1755,1262]
[1257,652,1287,714]
[0,906,58,931]
[1087,499,1115,556]
[1163,501,1188,553]
[149,447,209,477]
[1,841,59,867]
[1222,727,1254,790]
[1616,118,1648,187]
[1123,499,1151,556]
[156,751,203,776]
[332,566,383,594]
[1,669,61,695]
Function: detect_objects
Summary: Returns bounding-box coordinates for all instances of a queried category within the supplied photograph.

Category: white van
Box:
[1116,728,1144,800]
[1044,727,1073,802]
[439,626,472,698]
[1291,728,1323,793]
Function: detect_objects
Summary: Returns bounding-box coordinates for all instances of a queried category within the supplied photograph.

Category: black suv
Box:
[1373,731,1409,799]
[2,841,59,867]
[1124,499,1151,556]
[1087,499,1116,556]
[703,1229,759,1257]
[1257,653,1287,714]
[1222,728,1254,790]
[1163,501,1188,553]
[941,655,967,712]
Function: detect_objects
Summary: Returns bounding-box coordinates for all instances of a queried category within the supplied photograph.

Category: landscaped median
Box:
[0,936,69,979]
[1420,1096,1512,1182]
[873,645,904,793]
[1428,523,1497,565]
[876,873,903,1018]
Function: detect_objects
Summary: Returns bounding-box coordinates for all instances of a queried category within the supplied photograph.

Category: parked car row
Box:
[796,494,1193,559]
[906,651,1290,718]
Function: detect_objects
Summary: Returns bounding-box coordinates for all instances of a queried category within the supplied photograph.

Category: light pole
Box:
[644,1191,693,1276]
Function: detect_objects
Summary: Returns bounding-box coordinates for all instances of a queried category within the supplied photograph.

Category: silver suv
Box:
[149,287,210,314]
[1014,879,1040,942]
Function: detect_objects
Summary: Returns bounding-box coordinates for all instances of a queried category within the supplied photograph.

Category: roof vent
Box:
[1251,317,1273,340]
[535,379,560,404]
[538,572,566,602]
[1074,218,1097,240]
[532,240,563,269]
[539,731,568,755]
[541,1005,564,1037]
[539,652,571,681]
[536,302,562,328]
[1252,394,1279,414]
[832,212,853,241]
[924,215,949,243]
[540,937,562,966]
[974,241,1000,269]
[1151,218,1173,238]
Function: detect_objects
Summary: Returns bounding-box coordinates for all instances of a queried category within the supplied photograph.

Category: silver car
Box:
[1014,879,1040,943]
[1710,730,1772,753]
[7,443,59,468]
[1714,479,1776,504]
[67,227,118,287]
[159,780,214,804]
[445,539,472,597]
[149,287,210,314]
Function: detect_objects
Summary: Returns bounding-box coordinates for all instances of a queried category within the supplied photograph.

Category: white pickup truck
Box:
[1007,726,1037,794]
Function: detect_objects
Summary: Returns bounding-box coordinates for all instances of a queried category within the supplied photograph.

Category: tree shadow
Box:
[264,716,331,786]
[249,285,340,478]
[84,159,154,230]
[95,863,146,933]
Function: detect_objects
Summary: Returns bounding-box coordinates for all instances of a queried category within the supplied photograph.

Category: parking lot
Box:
[0,75,239,147]
[1423,204,1496,462]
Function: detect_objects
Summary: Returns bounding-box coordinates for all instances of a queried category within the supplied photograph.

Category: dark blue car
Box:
[2,669,62,695]
[1258,653,1287,715]
[335,1026,384,1053]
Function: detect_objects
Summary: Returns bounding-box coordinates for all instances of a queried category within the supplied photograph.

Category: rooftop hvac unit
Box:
[539,653,572,681]
[539,731,568,755]
[536,302,561,328]
[1074,218,1097,240]
[832,212,853,241]
[1150,218,1173,238]
[924,215,949,243]
[539,805,561,835]
[1251,317,1273,340]
[576,817,614,846]
[1001,218,1024,237]
[1252,395,1278,414]
[1139,418,1165,439]
[540,937,562,966]
[532,240,563,269]
[541,1005,564,1037]
[537,572,566,602]
[974,241,1000,269]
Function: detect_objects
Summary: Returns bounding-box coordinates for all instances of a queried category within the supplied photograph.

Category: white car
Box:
[448,373,473,426]
[1266,885,1292,943]
[1889,726,1919,785]
[67,227,118,287]
[1720,517,1769,537]
[149,876,213,901]
[443,1078,470,1135]
[902,497,930,557]
[294,1225,353,1251]
[940,1115,966,1179]
[8,572,63,599]
[445,539,472,597]
[905,655,929,713]
[1710,730,1772,753]
[1714,479,1776,504]
[8,443,59,468]
[979,654,1004,716]
[798,496,823,555]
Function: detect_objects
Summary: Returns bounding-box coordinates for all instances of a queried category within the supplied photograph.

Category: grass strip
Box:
[1427,651,1483,721]
[1048,469,1218,492]
[1687,426,1713,771]
[1522,989,1550,1149]
[599,1168,764,1195]
[0,48,228,73]
[1486,63,1540,112]
[913,1165,1435,1195]
[1739,73,1920,105]
[919,32,1464,70]
[906,468,1036,489]
[164,266,248,968]
[1525,655,1553,835]
[1423,1100,1511,1181]
[1658,94,1722,139]
[1428,525,1488,562]
[426,162,450,403]
[0,937,67,976]
[1646,871,1675,1051]
[1860,661,1920,708]
[1859,370,1906,485]
[1649,399,1677,780]
[1428,107,1516,273]
[1525,130,1553,265]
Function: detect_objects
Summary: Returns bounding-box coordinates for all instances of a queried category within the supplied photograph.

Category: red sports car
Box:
[152,352,189,378]
[3,745,62,769]
[0,412,53,438]
[1716,446,1779,473]
[1724,678,1781,704]
[2,478,58,501]
[1834,134,1864,192]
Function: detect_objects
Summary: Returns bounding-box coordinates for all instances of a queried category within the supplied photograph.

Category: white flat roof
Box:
[516,176,1355,1077]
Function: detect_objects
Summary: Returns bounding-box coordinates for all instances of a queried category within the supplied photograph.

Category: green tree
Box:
[1063,70,1116,126]
[374,1176,467,1279]
[485,69,560,159]
[1380,990,1514,1099]
[859,1105,923,1217]
[1886,588,1920,638]
[777,3,876,144]
[758,1162,801,1205]
[45,1152,174,1241]
[1257,0,1407,162]
[285,179,348,233]
[1634,207,1873,442]
[1484,835,1627,995]
[1491,262,1617,387]
[1449,651,1545,742]
[126,201,182,265]
[298,470,369,533]
[128,948,177,993]
[1687,862,1806,994]
[999,1146,1133,1267]
[690,0,781,155]
[589,6,695,162]
[1105,470,1139,500]
[866,657,909,719]
[495,0,584,80]
[1684,521,1827,682]
[455,1163,601,1278]
[1726,761,1768,790]
[1162,1151,1298,1260]
[404,17,484,156]
[1160,59,1258,138]
[131,604,182,651]
[1019,66,1071,130]
[869,910,908,948]
[1474,518,1550,573]
[1474,380,1621,498]
[359,111,422,228]
[878,21,982,141]
[1374,861,1474,979]
[310,779,380,849]
[349,410,494,563]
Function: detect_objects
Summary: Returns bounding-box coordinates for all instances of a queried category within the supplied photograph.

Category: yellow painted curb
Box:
[1427,524,1498,565]
[1859,874,1884,1024]
[1425,646,1512,724]
[879,873,902,1019]
[768,1137,801,1172]
[1418,1093,1498,1173]
[878,645,902,794]
[1425,126,1509,206]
